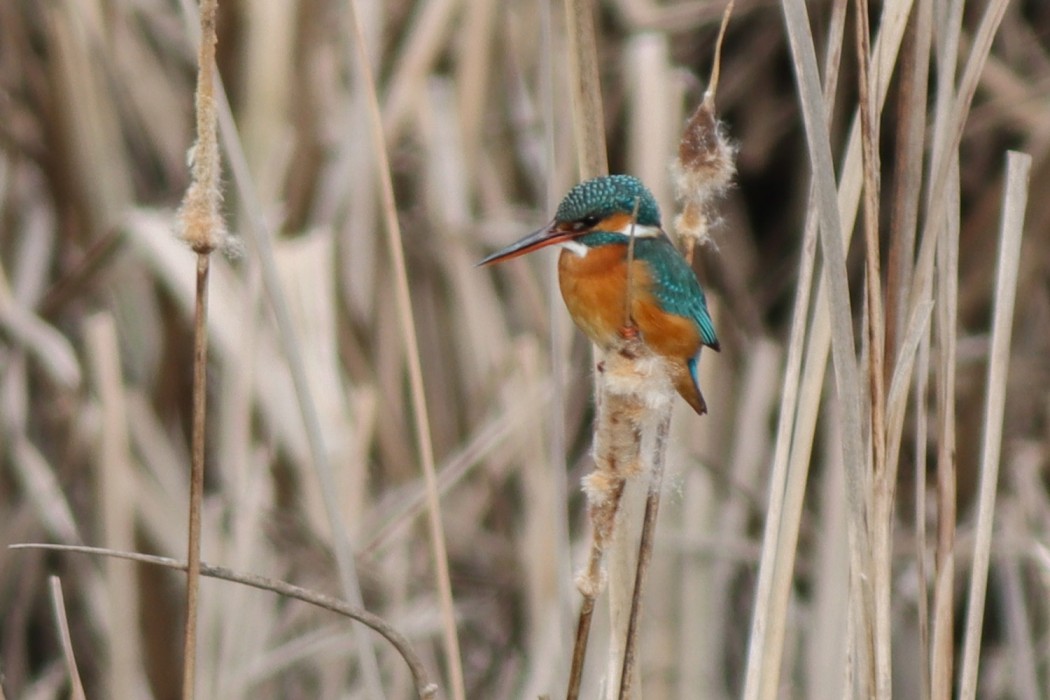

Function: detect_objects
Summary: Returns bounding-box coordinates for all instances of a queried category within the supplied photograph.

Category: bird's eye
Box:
[576,215,600,230]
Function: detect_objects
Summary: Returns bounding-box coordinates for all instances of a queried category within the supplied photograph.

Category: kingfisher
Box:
[479,175,719,414]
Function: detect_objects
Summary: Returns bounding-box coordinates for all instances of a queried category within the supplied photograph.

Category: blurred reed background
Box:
[1,0,1048,698]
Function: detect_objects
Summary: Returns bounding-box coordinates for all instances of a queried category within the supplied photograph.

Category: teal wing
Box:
[637,236,720,351]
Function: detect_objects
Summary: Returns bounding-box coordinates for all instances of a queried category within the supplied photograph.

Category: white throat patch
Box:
[561,240,589,257]
[614,223,662,238]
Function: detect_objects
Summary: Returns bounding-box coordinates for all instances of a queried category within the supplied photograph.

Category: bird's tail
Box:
[672,356,707,415]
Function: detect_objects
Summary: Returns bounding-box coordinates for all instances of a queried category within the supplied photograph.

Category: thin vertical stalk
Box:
[567,482,625,700]
[884,5,933,690]
[183,253,210,700]
[913,330,932,700]
[178,0,222,696]
[50,577,86,700]
[958,151,1030,699]
[566,588,596,700]
[346,2,465,698]
[931,164,960,700]
[854,0,890,695]
[926,5,963,693]
[914,2,1011,695]
[617,410,671,700]
[884,0,930,374]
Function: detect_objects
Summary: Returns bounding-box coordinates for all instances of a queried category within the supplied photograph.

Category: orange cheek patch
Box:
[601,212,634,233]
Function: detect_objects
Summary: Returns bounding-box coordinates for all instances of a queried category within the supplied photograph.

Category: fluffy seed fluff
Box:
[178,75,229,254]
[177,179,228,254]
[672,98,736,248]
[601,350,674,413]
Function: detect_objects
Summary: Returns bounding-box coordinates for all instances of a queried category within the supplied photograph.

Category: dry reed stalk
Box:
[931,178,960,700]
[884,4,933,694]
[852,0,893,695]
[575,340,674,700]
[48,576,86,700]
[742,0,848,695]
[14,544,439,700]
[884,299,934,496]
[564,0,609,180]
[238,0,295,199]
[768,1,923,696]
[175,0,224,696]
[914,4,1011,695]
[756,3,925,696]
[913,327,933,700]
[927,4,963,695]
[764,2,969,694]
[742,0,846,686]
[44,2,132,233]
[958,150,1030,699]
[778,0,874,696]
[884,0,931,374]
[606,195,671,700]
[346,1,466,697]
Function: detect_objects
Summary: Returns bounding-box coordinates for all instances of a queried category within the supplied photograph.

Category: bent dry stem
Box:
[12,544,439,700]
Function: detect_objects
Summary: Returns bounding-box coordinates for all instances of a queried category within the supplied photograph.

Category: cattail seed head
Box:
[673,98,736,206]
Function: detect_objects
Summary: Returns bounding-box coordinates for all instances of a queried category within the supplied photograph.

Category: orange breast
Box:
[558,245,630,349]
[557,246,702,359]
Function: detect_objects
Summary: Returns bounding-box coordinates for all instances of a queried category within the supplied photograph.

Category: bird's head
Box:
[478,175,662,266]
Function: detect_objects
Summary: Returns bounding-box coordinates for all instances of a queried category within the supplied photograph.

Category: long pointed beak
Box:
[477,222,572,267]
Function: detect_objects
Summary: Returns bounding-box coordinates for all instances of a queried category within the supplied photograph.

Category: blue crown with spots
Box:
[554,175,662,227]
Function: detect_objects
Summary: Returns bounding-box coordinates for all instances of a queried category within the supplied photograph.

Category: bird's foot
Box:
[616,325,643,359]
[618,325,639,341]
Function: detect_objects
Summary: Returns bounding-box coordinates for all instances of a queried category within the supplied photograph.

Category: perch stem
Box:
[618,406,672,699]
